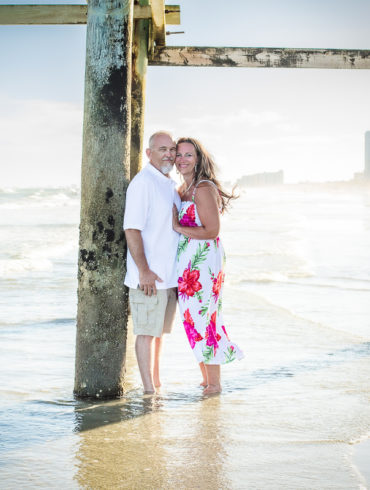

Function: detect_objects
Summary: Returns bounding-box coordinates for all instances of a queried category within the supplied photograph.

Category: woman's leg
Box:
[199,362,208,387]
[203,365,221,395]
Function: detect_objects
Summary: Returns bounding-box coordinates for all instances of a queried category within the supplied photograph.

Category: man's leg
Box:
[135,334,155,393]
[152,288,176,389]
[153,335,163,388]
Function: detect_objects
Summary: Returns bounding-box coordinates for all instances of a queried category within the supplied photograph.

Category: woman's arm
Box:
[173,184,220,240]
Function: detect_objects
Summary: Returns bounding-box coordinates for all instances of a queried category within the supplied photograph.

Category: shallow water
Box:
[0,185,370,489]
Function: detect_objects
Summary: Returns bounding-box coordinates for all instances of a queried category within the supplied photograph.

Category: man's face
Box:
[146,134,176,175]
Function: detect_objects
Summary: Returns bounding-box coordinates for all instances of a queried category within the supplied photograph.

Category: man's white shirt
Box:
[123,163,181,289]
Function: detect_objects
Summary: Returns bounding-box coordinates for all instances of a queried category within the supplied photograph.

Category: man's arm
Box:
[125,229,163,296]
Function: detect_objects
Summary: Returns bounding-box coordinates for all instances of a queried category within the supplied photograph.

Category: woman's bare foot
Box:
[203,384,222,395]
[199,362,208,389]
[203,365,221,395]
[153,376,161,389]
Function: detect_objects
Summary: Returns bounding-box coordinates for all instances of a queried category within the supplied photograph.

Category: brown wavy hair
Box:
[176,137,238,213]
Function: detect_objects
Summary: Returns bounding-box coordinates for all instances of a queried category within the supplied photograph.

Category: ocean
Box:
[0,184,369,489]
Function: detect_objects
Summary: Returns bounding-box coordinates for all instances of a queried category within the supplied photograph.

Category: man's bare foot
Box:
[203,384,222,395]
[143,390,156,395]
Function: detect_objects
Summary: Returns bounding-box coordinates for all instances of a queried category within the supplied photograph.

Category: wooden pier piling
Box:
[74,0,133,398]
[130,0,149,177]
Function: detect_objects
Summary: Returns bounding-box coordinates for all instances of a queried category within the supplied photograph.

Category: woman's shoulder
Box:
[194,180,221,209]
[195,180,220,197]
[196,179,219,190]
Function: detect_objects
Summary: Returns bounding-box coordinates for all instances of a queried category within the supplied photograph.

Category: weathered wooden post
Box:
[130,0,149,176]
[74,0,133,398]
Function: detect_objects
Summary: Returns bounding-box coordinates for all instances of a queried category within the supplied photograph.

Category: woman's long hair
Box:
[177,137,238,213]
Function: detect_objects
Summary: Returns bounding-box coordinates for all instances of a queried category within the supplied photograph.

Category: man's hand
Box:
[139,268,163,296]
[125,229,163,296]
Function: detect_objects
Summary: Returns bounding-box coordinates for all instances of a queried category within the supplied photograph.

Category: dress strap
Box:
[196,179,218,189]
[192,180,218,202]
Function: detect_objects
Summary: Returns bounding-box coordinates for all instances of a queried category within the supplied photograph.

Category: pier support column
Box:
[74,0,133,398]
[130,0,149,177]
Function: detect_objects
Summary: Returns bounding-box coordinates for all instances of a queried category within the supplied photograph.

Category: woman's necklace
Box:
[184,178,195,194]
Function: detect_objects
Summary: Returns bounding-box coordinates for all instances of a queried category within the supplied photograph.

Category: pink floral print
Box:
[178,263,202,299]
[177,198,244,365]
[183,309,203,349]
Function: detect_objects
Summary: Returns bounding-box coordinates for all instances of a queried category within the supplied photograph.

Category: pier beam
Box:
[130,0,149,177]
[149,46,370,70]
[74,0,133,398]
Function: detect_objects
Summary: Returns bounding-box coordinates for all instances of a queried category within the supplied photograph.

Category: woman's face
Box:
[175,142,198,178]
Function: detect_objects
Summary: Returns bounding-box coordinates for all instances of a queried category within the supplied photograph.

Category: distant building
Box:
[237,170,284,187]
[365,131,370,178]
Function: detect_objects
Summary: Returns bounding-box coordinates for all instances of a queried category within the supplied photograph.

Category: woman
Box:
[173,137,244,395]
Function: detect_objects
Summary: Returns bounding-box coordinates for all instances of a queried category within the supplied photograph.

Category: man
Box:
[124,131,180,393]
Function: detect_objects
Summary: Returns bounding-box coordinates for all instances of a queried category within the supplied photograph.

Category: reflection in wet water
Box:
[161,397,228,489]
[74,398,167,489]
[73,394,228,489]
[74,395,164,433]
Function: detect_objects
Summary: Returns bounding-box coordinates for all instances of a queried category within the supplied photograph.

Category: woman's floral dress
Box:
[177,183,244,365]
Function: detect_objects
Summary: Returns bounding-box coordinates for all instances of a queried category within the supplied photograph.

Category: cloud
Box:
[179,109,284,129]
[0,96,83,186]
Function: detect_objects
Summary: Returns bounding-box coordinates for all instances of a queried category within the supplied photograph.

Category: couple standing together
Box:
[124,131,244,395]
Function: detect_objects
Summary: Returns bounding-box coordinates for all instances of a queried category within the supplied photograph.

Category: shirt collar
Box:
[145,162,176,186]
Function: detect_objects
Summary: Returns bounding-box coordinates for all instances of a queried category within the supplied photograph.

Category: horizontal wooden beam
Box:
[0,4,180,25]
[0,5,87,24]
[149,46,370,69]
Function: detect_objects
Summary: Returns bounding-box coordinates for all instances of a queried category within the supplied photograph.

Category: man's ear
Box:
[145,148,151,158]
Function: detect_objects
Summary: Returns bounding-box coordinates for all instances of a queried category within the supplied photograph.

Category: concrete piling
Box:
[74,0,133,398]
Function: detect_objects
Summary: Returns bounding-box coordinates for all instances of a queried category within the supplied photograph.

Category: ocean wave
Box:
[350,432,370,445]
[330,275,370,284]
[237,276,370,292]
[26,241,76,261]
[235,270,315,284]
[0,186,80,210]
[0,258,53,276]
[0,318,76,329]
[288,281,370,293]
[0,241,77,276]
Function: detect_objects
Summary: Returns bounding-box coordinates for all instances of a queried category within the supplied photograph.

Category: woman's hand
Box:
[172,204,181,233]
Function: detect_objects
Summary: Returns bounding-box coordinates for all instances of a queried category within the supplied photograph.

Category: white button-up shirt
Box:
[123,163,181,289]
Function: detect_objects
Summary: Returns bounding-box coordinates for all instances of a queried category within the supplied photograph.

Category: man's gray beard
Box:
[160,164,173,175]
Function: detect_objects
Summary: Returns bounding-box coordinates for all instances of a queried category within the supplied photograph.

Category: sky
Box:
[1,0,370,187]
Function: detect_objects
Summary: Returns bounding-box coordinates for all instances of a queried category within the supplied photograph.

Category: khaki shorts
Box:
[129,287,177,338]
